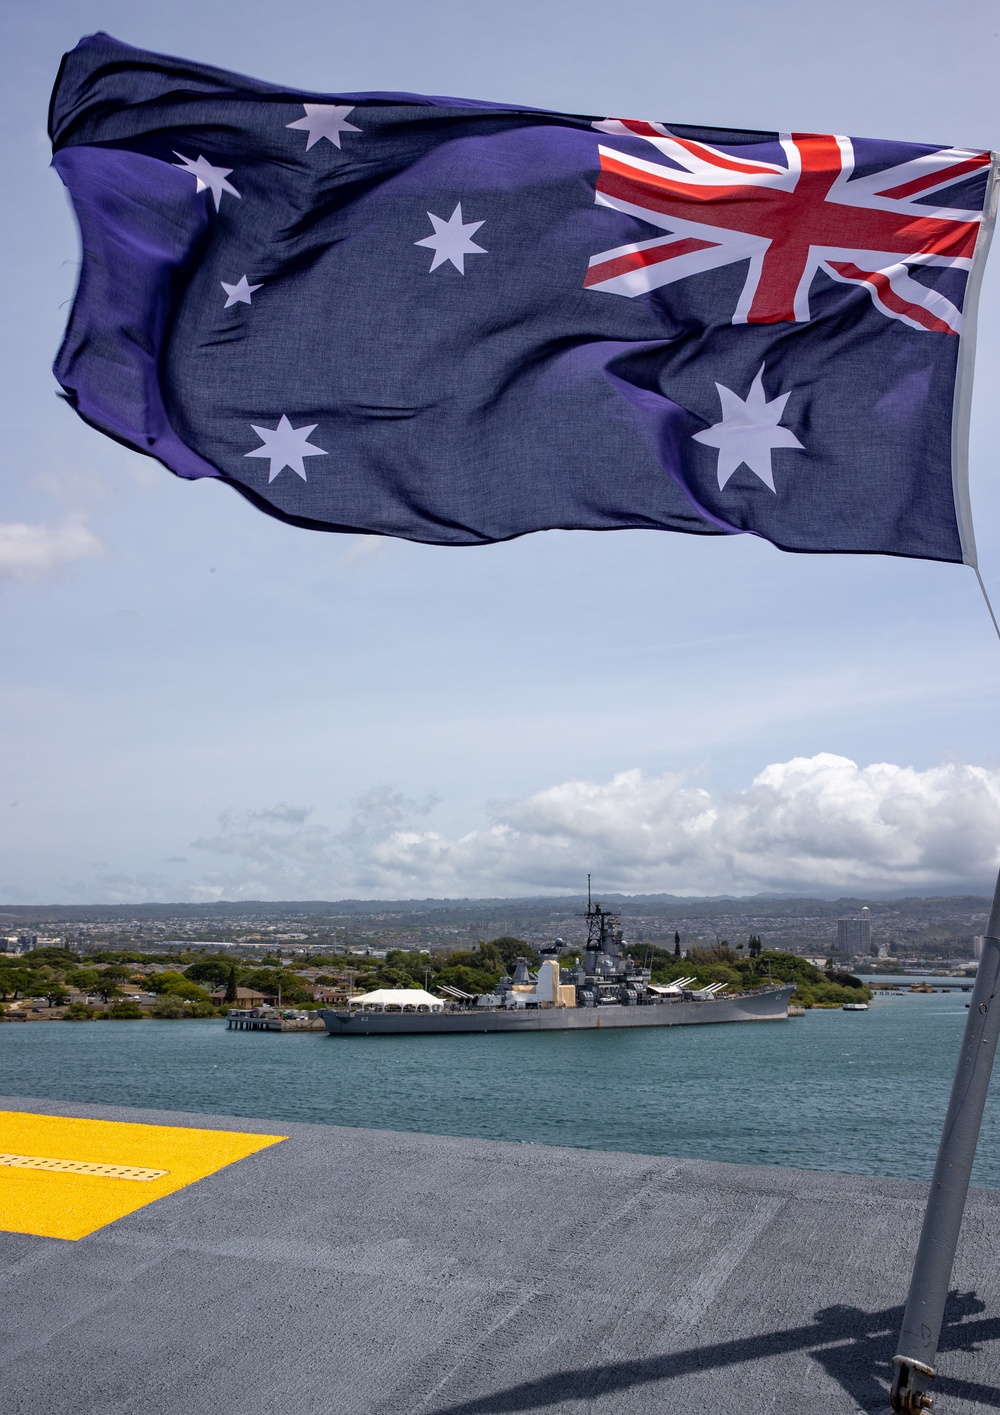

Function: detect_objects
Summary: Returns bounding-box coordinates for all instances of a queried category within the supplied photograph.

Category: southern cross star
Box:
[415,203,488,274]
[286,104,361,150]
[172,152,240,210]
[221,276,262,308]
[692,365,804,492]
[245,416,327,483]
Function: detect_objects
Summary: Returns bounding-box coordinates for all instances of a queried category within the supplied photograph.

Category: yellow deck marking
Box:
[0,1111,286,1241]
[0,1154,168,1180]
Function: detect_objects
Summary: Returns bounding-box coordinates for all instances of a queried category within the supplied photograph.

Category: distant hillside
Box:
[0,892,989,960]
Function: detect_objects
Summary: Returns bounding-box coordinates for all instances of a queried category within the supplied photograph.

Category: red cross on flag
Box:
[584,120,990,335]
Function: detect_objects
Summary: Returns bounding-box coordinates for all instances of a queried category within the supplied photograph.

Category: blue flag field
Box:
[50,34,997,561]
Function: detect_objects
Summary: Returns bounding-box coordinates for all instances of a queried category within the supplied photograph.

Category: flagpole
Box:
[890,868,1000,1413]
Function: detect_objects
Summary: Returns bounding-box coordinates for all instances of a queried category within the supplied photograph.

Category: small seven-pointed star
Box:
[171,152,240,210]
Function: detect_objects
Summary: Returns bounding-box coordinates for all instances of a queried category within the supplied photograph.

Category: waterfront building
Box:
[209,986,270,1007]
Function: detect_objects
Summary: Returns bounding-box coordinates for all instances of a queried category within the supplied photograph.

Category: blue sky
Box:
[3,0,1000,902]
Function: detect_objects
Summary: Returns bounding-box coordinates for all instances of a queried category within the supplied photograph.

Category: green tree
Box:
[20,947,79,970]
[485,937,540,969]
[436,964,499,996]
[148,971,212,1002]
[224,965,238,1003]
[45,987,70,1008]
[88,964,138,1003]
[63,1002,95,1021]
[64,967,103,993]
[674,931,681,957]
[151,996,189,1018]
[446,947,506,976]
[239,967,313,1004]
[686,943,739,966]
[386,950,442,985]
[108,999,144,1019]
[185,957,237,989]
[750,951,872,1008]
[85,950,151,965]
[187,999,221,1018]
[355,965,422,993]
[0,967,35,1000]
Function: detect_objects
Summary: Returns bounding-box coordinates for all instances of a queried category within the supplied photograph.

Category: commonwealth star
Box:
[693,366,804,492]
[245,416,327,483]
[286,104,361,150]
[415,204,488,274]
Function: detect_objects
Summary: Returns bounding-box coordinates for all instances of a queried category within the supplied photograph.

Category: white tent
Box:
[348,988,443,1012]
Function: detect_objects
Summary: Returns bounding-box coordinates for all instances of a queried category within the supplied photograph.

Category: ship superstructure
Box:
[487,888,652,1011]
[570,887,652,1008]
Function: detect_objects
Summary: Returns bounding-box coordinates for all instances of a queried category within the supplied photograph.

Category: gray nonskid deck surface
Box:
[1,1096,998,1415]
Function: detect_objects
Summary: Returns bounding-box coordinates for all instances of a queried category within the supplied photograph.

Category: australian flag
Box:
[50,34,997,561]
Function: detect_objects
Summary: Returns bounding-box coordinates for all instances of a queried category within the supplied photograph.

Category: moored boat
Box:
[320,889,793,1036]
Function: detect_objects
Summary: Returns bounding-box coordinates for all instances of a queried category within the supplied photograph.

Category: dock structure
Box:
[0,1095,997,1414]
[226,1007,326,1032]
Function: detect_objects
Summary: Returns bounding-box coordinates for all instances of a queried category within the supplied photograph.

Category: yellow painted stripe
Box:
[0,1154,169,1181]
[0,1111,287,1240]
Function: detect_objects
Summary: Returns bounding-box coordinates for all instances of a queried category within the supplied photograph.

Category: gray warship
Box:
[320,890,793,1035]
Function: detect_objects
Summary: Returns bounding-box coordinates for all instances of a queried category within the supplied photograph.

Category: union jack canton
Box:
[51,35,998,562]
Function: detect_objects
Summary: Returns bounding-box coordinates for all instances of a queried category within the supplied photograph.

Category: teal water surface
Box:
[2,992,998,1186]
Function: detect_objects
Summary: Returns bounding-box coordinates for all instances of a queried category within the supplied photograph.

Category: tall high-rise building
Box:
[837,907,872,955]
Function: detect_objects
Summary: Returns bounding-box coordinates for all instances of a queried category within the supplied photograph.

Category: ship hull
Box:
[320,986,794,1035]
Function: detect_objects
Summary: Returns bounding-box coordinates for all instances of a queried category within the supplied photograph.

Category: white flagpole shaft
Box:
[890,869,1000,1413]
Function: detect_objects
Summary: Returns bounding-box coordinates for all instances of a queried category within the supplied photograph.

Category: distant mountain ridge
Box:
[0,891,990,925]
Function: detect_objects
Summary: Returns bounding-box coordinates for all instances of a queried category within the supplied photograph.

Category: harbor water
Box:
[2,990,998,1187]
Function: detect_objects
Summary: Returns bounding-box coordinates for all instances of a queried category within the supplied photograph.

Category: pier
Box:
[226,1007,326,1032]
[0,1095,997,1414]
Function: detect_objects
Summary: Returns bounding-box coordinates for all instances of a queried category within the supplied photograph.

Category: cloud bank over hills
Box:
[180,754,1000,903]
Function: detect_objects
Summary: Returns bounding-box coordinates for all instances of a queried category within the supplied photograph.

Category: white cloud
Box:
[183,755,1000,899]
[251,803,313,825]
[189,788,439,899]
[191,809,336,897]
[342,535,390,571]
[0,521,105,582]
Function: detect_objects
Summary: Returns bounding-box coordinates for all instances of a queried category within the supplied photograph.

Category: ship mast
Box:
[583,878,620,958]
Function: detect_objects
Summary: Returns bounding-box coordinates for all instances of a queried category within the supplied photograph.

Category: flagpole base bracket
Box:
[891,1355,936,1413]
